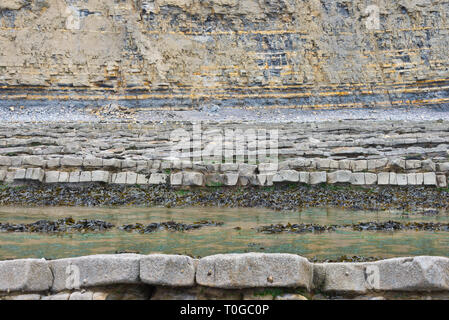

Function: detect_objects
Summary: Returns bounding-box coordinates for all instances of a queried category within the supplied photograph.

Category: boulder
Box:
[196,253,313,289]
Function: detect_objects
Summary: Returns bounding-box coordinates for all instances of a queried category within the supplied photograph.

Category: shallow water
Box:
[0,206,448,260]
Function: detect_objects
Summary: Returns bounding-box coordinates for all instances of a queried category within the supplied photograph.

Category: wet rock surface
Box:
[0,184,449,212]
[257,223,337,234]
[118,220,223,233]
[350,221,449,232]
[0,217,114,233]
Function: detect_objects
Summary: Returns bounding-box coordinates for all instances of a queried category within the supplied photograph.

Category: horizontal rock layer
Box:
[1,1,449,109]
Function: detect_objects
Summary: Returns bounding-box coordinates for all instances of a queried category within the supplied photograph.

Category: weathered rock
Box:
[183,172,203,186]
[364,173,377,185]
[223,173,239,186]
[309,172,326,185]
[61,157,83,167]
[170,172,183,185]
[422,159,436,172]
[273,170,299,183]
[45,171,60,183]
[196,253,312,289]
[350,173,365,185]
[49,254,142,292]
[0,259,53,292]
[327,170,352,184]
[424,172,437,185]
[437,175,447,188]
[79,171,92,183]
[377,172,389,185]
[314,256,449,293]
[149,173,167,185]
[91,170,110,183]
[140,254,196,286]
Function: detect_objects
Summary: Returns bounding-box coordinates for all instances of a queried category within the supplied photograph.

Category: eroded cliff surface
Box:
[0,0,448,109]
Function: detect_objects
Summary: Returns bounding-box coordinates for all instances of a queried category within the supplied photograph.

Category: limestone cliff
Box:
[0,0,448,109]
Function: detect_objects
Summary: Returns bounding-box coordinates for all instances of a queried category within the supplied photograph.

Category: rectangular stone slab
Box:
[49,254,142,292]
[196,253,313,289]
[140,254,196,286]
[313,256,449,294]
[0,259,53,292]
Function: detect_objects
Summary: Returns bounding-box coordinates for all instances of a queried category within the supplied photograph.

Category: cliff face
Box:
[0,0,448,109]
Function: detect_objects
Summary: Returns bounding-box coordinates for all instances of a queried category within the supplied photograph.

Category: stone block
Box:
[45,171,60,183]
[91,171,110,183]
[424,172,436,185]
[79,171,92,183]
[170,172,183,185]
[149,173,168,185]
[140,254,195,286]
[309,172,326,184]
[299,172,309,184]
[377,172,389,185]
[327,170,351,184]
[49,254,142,292]
[196,253,313,289]
[350,173,365,185]
[183,172,203,186]
[396,174,407,186]
[365,173,377,185]
[126,172,137,185]
[273,170,300,183]
[0,259,52,292]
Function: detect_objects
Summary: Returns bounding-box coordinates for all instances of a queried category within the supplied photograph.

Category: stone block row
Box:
[0,254,448,294]
[2,168,446,187]
[2,155,449,175]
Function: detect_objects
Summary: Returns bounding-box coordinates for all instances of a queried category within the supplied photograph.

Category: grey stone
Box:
[0,259,53,292]
[313,256,449,293]
[196,253,313,289]
[221,163,239,172]
[0,156,12,166]
[422,159,436,171]
[121,159,137,169]
[416,173,424,185]
[396,174,407,186]
[69,291,94,300]
[316,159,330,169]
[8,294,41,300]
[327,170,351,184]
[103,159,121,168]
[46,158,60,168]
[351,160,367,172]
[389,172,397,185]
[389,158,406,170]
[83,157,103,168]
[45,171,60,183]
[41,293,70,300]
[437,175,447,188]
[61,157,83,167]
[238,163,257,175]
[309,172,326,184]
[58,171,69,183]
[273,170,300,183]
[126,172,137,184]
[365,173,377,185]
[91,170,110,183]
[136,174,148,185]
[377,172,389,185]
[0,170,6,181]
[69,171,80,183]
[350,173,365,185]
[114,172,127,184]
[223,173,239,186]
[49,254,142,292]
[299,171,309,184]
[23,156,45,167]
[406,160,421,170]
[79,171,92,183]
[14,168,26,180]
[407,173,417,185]
[140,254,196,286]
[424,172,437,185]
[183,172,203,186]
[338,159,351,170]
[437,163,449,172]
[149,173,167,185]
[170,172,183,185]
